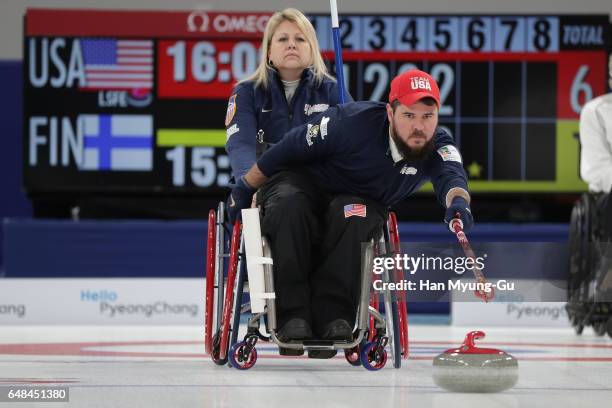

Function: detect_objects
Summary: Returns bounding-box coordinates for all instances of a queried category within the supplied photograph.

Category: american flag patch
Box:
[225,94,237,126]
[80,39,153,91]
[344,204,367,218]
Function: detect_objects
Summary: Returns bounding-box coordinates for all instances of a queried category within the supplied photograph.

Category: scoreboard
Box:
[23,9,610,200]
[310,14,610,192]
[24,9,270,196]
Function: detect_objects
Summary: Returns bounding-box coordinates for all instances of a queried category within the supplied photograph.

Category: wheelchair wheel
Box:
[567,195,593,335]
[228,245,247,359]
[345,346,361,366]
[211,331,228,366]
[397,298,409,358]
[229,340,258,370]
[571,315,584,335]
[381,280,402,369]
[360,341,387,371]
[593,321,607,336]
[204,209,217,354]
[368,286,380,342]
[389,302,402,369]
[388,212,409,359]
[380,258,401,368]
[382,213,406,368]
[217,220,242,362]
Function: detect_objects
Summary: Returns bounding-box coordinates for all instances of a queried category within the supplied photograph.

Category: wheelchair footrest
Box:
[302,340,350,351]
[278,347,304,356]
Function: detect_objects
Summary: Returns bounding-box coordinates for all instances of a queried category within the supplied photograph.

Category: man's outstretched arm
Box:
[427,133,473,232]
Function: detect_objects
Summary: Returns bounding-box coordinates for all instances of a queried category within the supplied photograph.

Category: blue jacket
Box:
[225,68,351,180]
[257,101,469,207]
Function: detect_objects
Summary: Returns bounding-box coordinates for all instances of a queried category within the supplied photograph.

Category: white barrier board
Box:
[0,278,205,325]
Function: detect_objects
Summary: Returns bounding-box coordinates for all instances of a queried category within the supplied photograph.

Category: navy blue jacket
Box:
[225,68,351,180]
[257,101,469,207]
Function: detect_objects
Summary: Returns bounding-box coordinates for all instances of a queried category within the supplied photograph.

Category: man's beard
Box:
[390,123,435,162]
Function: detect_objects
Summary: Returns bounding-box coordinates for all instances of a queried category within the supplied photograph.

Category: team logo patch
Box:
[225,94,237,126]
[304,103,329,116]
[226,123,240,140]
[400,165,417,175]
[437,145,462,163]
[410,76,432,91]
[306,124,320,146]
[320,116,330,138]
[344,204,367,218]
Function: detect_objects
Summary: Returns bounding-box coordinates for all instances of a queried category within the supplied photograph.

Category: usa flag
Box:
[344,204,367,218]
[80,39,153,91]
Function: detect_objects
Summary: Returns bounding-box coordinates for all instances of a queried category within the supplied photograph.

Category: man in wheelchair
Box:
[228,69,473,357]
[566,56,612,338]
[579,54,612,240]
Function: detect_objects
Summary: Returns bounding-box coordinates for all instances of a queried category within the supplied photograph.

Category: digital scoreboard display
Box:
[24,9,609,198]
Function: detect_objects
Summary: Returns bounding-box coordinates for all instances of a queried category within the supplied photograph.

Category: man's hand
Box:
[444,197,473,233]
[227,177,257,222]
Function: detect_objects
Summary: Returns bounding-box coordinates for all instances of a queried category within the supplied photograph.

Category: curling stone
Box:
[433,330,518,393]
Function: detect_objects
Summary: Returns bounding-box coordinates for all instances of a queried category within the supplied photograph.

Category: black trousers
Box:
[601,191,612,241]
[257,171,387,334]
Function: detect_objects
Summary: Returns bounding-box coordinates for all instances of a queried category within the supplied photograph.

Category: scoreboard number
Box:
[431,18,459,51]
[363,63,389,102]
[166,147,230,187]
[396,18,427,51]
[570,65,593,114]
[496,18,520,51]
[363,17,394,51]
[167,41,216,82]
[358,61,455,116]
[166,40,258,84]
[158,40,260,99]
[317,15,563,53]
[430,64,455,116]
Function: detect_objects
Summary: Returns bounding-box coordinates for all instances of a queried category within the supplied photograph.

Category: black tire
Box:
[568,197,592,301]
[229,248,247,353]
[567,194,597,337]
[390,301,402,369]
[593,322,607,336]
[572,315,584,335]
[211,331,229,365]
[575,324,584,335]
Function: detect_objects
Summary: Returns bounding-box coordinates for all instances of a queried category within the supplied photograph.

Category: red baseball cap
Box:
[388,69,440,108]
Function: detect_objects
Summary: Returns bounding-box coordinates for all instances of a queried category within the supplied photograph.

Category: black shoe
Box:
[279,347,305,356]
[308,319,353,359]
[277,318,313,342]
[307,349,338,359]
[320,319,353,341]
[277,318,312,357]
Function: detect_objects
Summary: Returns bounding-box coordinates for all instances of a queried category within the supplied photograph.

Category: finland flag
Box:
[79,114,153,171]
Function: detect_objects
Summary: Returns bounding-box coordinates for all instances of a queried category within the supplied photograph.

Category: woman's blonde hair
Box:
[239,8,333,89]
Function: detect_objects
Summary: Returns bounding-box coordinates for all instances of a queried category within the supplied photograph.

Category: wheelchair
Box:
[204,202,409,370]
[566,193,612,338]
